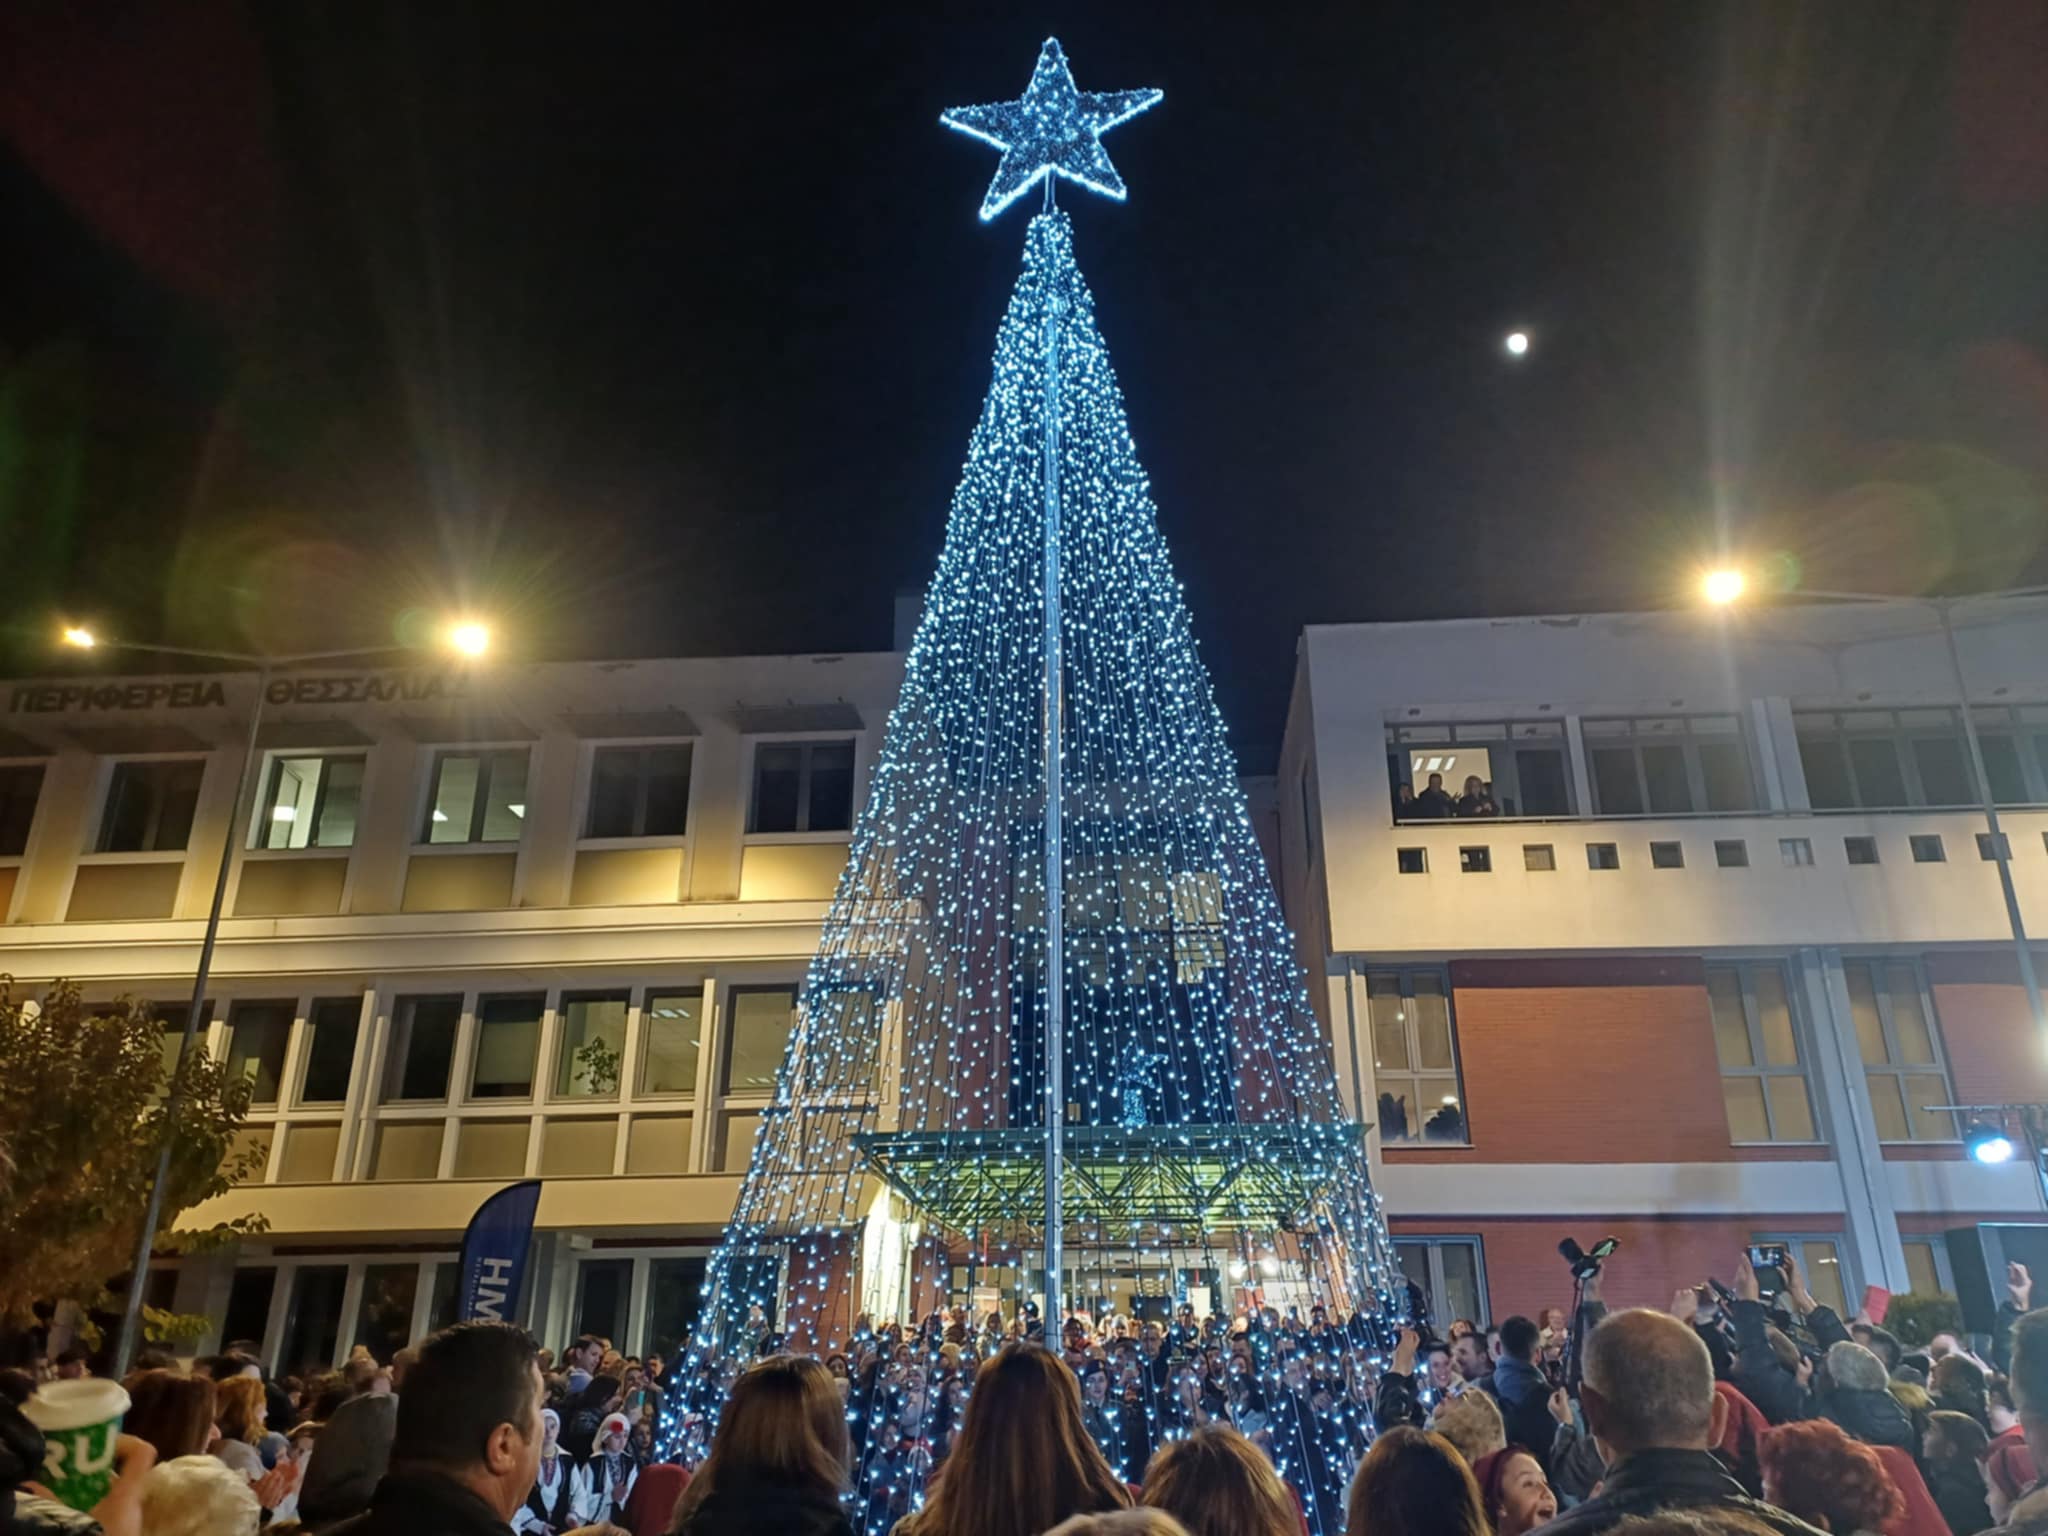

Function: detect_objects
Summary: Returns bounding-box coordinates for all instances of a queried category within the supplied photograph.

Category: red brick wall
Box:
[1391,1215,1839,1324]
[1384,958,1827,1167]
[1926,952,2048,1107]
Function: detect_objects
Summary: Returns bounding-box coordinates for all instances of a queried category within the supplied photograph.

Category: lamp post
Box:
[1700,576,2048,1052]
[60,621,491,1375]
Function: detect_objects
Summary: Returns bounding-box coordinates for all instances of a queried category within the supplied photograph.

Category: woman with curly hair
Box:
[1758,1420,1904,1535]
[212,1375,269,1481]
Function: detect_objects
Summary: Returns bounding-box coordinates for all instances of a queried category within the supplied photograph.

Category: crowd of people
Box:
[1395,773,1502,820]
[6,1248,2048,1536]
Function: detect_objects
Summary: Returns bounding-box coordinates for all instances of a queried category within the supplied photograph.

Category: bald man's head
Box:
[1581,1309,1720,1457]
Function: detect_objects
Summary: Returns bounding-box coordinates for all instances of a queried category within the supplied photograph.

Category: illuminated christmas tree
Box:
[659,40,1400,1531]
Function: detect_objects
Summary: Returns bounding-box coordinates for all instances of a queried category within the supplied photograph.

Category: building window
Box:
[639,990,704,1095]
[1795,710,1981,810]
[1583,716,1756,814]
[586,744,693,839]
[422,749,529,845]
[1715,839,1750,868]
[0,764,45,857]
[1780,838,1814,867]
[1752,1234,1851,1315]
[1393,1237,1488,1328]
[255,754,365,849]
[555,991,629,1100]
[1650,841,1684,869]
[1910,835,1946,864]
[1902,1237,1950,1296]
[299,997,361,1105]
[224,1000,295,1108]
[1844,837,1879,866]
[469,994,543,1100]
[97,759,205,853]
[1396,848,1427,874]
[1952,705,2048,806]
[748,740,855,834]
[1844,959,1956,1142]
[1459,847,1491,873]
[1366,971,1466,1144]
[723,986,797,1094]
[1707,964,1818,1143]
[1586,842,1620,870]
[382,994,463,1103]
[1389,721,1571,818]
[1523,844,1555,871]
[1978,832,2013,861]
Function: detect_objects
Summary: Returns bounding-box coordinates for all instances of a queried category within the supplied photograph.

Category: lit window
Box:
[97,759,205,853]
[1388,721,1570,818]
[639,990,704,1095]
[723,986,798,1094]
[555,992,629,1100]
[255,754,365,849]
[748,740,855,833]
[0,764,45,857]
[1845,959,1956,1142]
[1707,964,1818,1143]
[1365,971,1467,1145]
[586,745,693,839]
[422,749,529,845]
[470,994,543,1100]
[381,995,463,1103]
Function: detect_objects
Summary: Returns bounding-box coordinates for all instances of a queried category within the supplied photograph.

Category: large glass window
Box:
[255,754,364,849]
[97,759,204,853]
[1393,1238,1488,1329]
[748,740,855,833]
[1844,959,1956,1142]
[586,745,693,838]
[1796,711,1984,810]
[0,764,44,857]
[1583,716,1755,815]
[1706,964,1818,1143]
[723,986,797,1094]
[299,997,361,1105]
[422,749,529,845]
[224,1000,295,1107]
[1366,971,1467,1144]
[1388,722,1570,819]
[639,989,704,1095]
[1752,1234,1851,1316]
[382,994,463,1102]
[574,1258,632,1342]
[280,1264,347,1375]
[646,1256,707,1358]
[555,991,629,1100]
[470,994,543,1099]
[352,1263,418,1363]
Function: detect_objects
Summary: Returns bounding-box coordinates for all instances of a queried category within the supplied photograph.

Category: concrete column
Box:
[348,739,423,914]
[1563,717,1595,815]
[16,751,100,922]
[1797,946,1910,1291]
[1761,698,1809,810]
[514,731,580,907]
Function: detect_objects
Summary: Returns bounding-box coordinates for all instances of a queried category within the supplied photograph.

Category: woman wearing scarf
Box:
[580,1411,638,1527]
[513,1408,579,1535]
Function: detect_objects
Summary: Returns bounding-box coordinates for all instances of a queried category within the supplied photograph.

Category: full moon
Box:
[1504,330,1530,356]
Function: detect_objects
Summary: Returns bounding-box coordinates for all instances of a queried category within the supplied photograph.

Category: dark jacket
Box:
[1374,1368,1427,1430]
[1535,1448,1831,1536]
[1727,1299,1850,1426]
[1820,1385,1918,1451]
[1492,1355,1558,1473]
[1925,1457,1990,1536]
[675,1484,855,1536]
[327,1468,520,1536]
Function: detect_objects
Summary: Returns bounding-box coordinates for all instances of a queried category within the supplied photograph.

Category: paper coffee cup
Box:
[22,1378,131,1512]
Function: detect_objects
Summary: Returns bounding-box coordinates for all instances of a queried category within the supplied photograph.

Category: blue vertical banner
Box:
[458,1180,542,1324]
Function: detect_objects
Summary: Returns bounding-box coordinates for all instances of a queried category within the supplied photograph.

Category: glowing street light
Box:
[1967,1124,2017,1166]
[1699,567,1747,606]
[1504,330,1530,357]
[448,620,491,658]
[60,626,97,649]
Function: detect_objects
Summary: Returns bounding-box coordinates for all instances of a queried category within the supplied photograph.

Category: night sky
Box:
[5,3,2048,764]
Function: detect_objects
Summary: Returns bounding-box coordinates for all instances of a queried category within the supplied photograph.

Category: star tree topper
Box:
[941,38,1162,222]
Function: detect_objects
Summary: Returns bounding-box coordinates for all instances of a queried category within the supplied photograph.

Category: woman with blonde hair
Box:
[668,1355,854,1536]
[894,1344,1130,1536]
[212,1374,268,1481]
[1346,1426,1491,1536]
[1140,1425,1298,1536]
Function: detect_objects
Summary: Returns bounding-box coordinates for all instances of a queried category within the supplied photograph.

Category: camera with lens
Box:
[1558,1236,1619,1281]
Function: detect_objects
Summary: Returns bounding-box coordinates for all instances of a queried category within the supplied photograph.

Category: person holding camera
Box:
[1727,1250,1850,1426]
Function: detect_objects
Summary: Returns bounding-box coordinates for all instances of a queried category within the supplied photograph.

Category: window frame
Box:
[1386,720,1574,820]
[1391,1236,1490,1330]
[745,736,858,837]
[0,760,47,861]
[1705,961,1823,1146]
[1750,1232,1855,1317]
[1843,957,1960,1144]
[580,740,697,845]
[91,755,208,856]
[416,746,532,848]
[1363,968,1470,1148]
[1581,714,1759,816]
[1794,709,1981,811]
[248,751,368,852]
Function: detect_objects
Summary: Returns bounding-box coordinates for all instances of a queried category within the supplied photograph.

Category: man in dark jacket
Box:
[1727,1252,1849,1425]
[331,1321,543,1536]
[1537,1309,1826,1536]
[1492,1316,1559,1474]
[1818,1341,1916,1450]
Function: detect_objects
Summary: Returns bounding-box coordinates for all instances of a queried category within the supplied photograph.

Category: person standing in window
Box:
[1456,777,1496,818]
[1413,774,1454,819]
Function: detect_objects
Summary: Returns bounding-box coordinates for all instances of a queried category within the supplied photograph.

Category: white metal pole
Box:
[1041,267,1067,1333]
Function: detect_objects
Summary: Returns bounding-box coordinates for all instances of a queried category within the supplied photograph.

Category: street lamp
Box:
[65,622,491,1374]
[1700,572,2048,1051]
